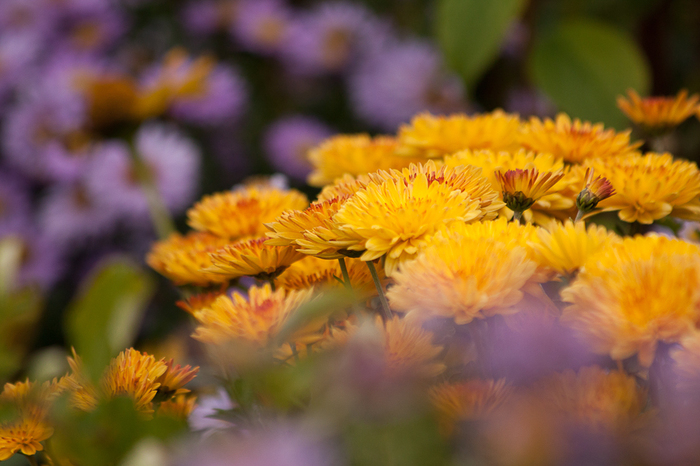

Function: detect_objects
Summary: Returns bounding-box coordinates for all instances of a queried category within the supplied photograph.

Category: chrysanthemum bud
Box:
[575,168,615,220]
[495,168,564,220]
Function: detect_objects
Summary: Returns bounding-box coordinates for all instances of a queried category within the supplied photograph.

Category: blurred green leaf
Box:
[529,18,651,129]
[436,0,528,89]
[65,257,155,381]
[0,287,44,383]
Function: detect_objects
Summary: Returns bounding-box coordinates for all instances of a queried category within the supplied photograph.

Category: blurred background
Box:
[1,0,700,436]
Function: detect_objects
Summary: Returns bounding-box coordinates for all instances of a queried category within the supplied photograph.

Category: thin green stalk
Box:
[269,279,276,291]
[574,209,584,223]
[290,342,299,362]
[28,456,39,466]
[512,210,523,223]
[366,260,392,320]
[129,145,176,240]
[337,258,353,293]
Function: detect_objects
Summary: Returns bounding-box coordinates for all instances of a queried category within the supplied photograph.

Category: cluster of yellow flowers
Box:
[0,349,197,461]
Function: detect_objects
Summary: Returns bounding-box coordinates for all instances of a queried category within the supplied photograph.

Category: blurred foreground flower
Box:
[617,89,700,133]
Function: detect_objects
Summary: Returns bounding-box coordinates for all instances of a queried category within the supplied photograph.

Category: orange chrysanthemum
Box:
[429,379,513,433]
[191,284,314,346]
[396,110,522,158]
[176,291,226,315]
[389,236,537,324]
[277,256,382,298]
[495,168,564,214]
[208,237,305,280]
[584,152,700,224]
[307,134,425,186]
[617,89,700,131]
[561,235,700,366]
[157,394,197,420]
[187,186,308,240]
[533,366,645,431]
[0,418,54,461]
[154,359,199,397]
[100,348,168,414]
[519,114,641,163]
[146,232,232,286]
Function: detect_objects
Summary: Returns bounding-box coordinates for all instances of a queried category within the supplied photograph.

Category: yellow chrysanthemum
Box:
[495,168,564,215]
[157,394,197,420]
[265,196,358,260]
[532,220,620,276]
[0,417,54,461]
[277,256,382,298]
[100,348,168,414]
[429,379,512,433]
[396,110,522,158]
[307,134,426,186]
[561,235,700,366]
[192,284,314,346]
[326,316,445,377]
[519,113,641,163]
[155,360,199,397]
[389,236,538,325]
[534,366,645,431]
[617,89,700,131]
[146,232,232,286]
[176,291,226,315]
[585,152,700,224]
[444,149,574,223]
[187,186,308,240]
[208,237,305,281]
[315,173,372,204]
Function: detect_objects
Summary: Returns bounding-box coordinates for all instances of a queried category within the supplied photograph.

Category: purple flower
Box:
[281,1,392,75]
[170,64,248,126]
[188,388,235,433]
[181,0,239,36]
[263,115,333,182]
[230,0,292,56]
[85,124,200,220]
[53,5,127,54]
[0,170,32,236]
[1,229,64,292]
[0,32,42,108]
[0,0,57,40]
[38,180,120,248]
[348,40,465,130]
[504,87,555,118]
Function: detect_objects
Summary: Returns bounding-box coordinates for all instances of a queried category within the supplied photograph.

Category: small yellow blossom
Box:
[519,113,641,163]
[495,168,564,215]
[617,89,700,131]
[0,418,54,461]
[100,349,168,414]
[208,237,305,281]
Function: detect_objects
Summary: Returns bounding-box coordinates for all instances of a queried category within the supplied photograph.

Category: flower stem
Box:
[337,258,353,293]
[366,260,392,320]
[512,210,523,223]
[129,144,176,240]
[269,279,276,291]
[290,342,299,362]
[28,456,38,466]
[574,209,584,223]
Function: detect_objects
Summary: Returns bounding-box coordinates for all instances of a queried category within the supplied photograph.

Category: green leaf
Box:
[65,257,155,381]
[436,0,528,88]
[529,18,651,129]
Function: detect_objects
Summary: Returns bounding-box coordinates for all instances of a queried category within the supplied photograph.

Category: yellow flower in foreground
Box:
[495,168,564,215]
[100,349,168,414]
[0,418,54,460]
[388,236,537,324]
[561,235,700,366]
[429,379,512,433]
[334,171,492,275]
[534,366,645,431]
[192,284,314,346]
[146,232,232,286]
[307,134,425,186]
[208,237,305,280]
[519,113,641,163]
[532,220,620,276]
[187,186,308,240]
[396,110,522,158]
[585,152,700,224]
[617,89,700,131]
[327,316,445,377]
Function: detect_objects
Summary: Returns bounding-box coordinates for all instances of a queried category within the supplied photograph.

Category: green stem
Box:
[574,209,584,223]
[269,279,276,291]
[129,145,176,240]
[337,258,353,293]
[28,456,38,466]
[366,260,392,320]
[290,342,299,362]
[512,210,523,223]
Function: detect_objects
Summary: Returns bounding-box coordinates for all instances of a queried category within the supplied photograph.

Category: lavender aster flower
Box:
[282,1,392,75]
[170,64,248,126]
[182,0,239,36]
[230,0,291,55]
[348,40,465,130]
[263,115,333,182]
[54,5,127,54]
[0,170,32,235]
[85,125,200,220]
[0,0,57,40]
[0,33,42,107]
[188,388,235,433]
[2,229,64,292]
[38,180,120,248]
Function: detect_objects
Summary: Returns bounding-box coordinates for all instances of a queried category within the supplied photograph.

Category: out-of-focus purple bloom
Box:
[263,115,333,182]
[0,33,42,107]
[230,0,291,56]
[172,422,339,466]
[0,170,32,235]
[501,21,529,58]
[282,2,392,75]
[38,180,120,248]
[504,87,555,118]
[86,124,200,220]
[53,6,127,54]
[188,388,235,433]
[0,0,57,40]
[348,40,465,130]
[208,126,253,185]
[2,229,64,292]
[170,64,248,126]
[182,0,239,36]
